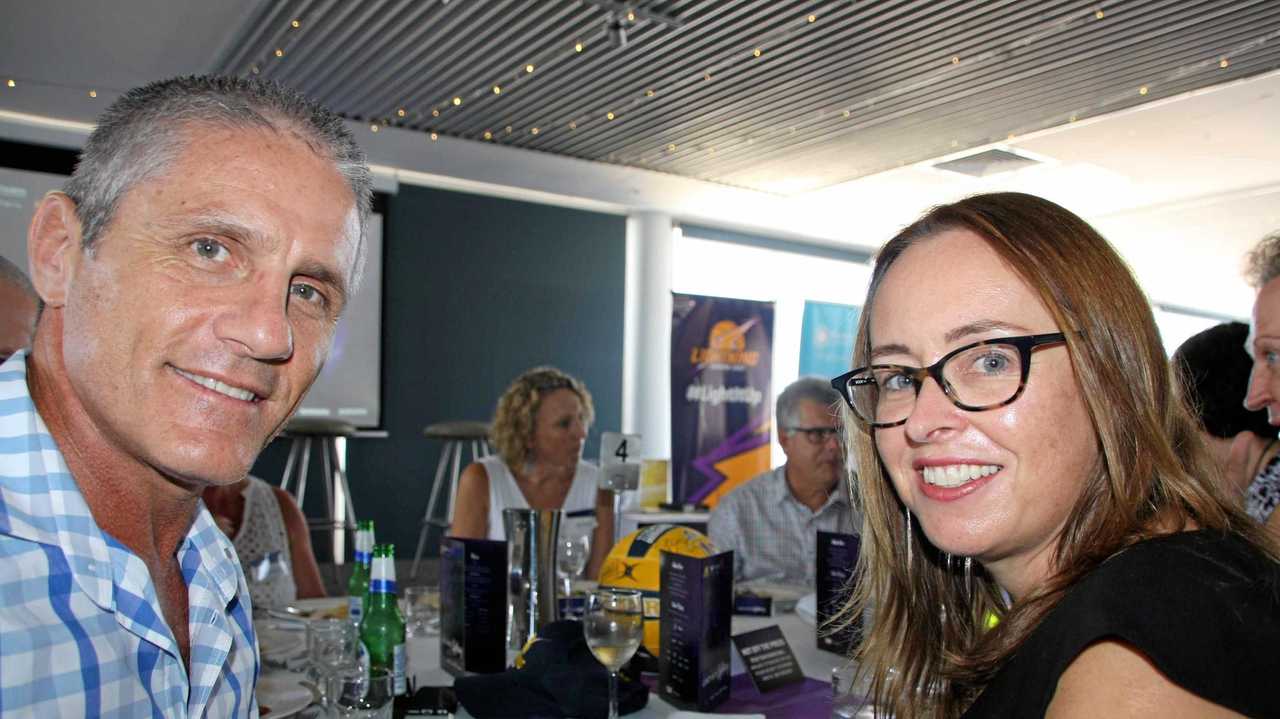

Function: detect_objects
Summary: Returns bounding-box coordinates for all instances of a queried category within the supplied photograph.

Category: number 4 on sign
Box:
[599,432,641,492]
[600,432,641,467]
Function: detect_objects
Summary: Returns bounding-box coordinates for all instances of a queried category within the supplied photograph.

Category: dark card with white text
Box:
[658,550,733,711]
[732,624,804,693]
[440,536,507,675]
[816,531,860,654]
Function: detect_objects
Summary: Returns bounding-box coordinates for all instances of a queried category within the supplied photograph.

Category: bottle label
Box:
[369,579,397,594]
[393,642,407,695]
[349,595,364,622]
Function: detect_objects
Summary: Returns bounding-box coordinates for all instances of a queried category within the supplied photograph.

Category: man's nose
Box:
[214,281,294,361]
[1245,362,1272,412]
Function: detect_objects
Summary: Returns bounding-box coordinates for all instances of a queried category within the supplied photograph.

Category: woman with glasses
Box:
[452,366,615,578]
[832,192,1280,717]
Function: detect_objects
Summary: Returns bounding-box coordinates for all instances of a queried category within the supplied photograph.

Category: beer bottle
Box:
[361,543,407,695]
[347,519,375,623]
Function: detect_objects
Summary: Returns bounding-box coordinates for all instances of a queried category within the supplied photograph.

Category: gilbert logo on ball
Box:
[598,524,717,656]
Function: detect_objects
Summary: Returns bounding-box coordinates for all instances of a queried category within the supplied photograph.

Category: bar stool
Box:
[278,417,358,561]
[410,420,492,577]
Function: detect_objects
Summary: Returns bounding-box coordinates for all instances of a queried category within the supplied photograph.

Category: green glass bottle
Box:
[347,519,375,623]
[361,543,407,695]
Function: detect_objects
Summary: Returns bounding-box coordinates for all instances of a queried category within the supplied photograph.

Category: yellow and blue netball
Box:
[598,524,717,655]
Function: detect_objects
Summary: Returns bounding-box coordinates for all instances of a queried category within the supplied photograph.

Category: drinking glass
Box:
[583,589,644,719]
[331,667,395,718]
[557,533,590,597]
[310,618,362,712]
[400,585,440,638]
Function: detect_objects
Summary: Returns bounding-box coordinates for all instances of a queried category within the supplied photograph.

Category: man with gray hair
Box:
[709,376,859,586]
[1,76,371,716]
[0,254,38,361]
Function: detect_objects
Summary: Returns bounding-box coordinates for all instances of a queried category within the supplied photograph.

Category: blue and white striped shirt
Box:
[0,351,259,717]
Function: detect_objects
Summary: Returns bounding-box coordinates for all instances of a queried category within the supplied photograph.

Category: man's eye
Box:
[1267,350,1280,367]
[192,238,229,262]
[289,283,325,306]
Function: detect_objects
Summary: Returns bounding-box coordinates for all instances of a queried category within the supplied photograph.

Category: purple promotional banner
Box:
[670,293,773,507]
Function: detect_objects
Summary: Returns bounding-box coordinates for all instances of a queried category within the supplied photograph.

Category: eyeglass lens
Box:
[850,342,1024,425]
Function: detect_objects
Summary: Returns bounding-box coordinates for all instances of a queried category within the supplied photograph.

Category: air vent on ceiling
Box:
[933,149,1043,177]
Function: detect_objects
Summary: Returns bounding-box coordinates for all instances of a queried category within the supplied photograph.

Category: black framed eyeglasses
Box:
[830,333,1067,428]
[784,426,841,444]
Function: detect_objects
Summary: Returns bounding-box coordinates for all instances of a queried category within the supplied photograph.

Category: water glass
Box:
[400,585,440,638]
[831,663,878,719]
[310,619,362,711]
[331,667,395,718]
[557,533,590,597]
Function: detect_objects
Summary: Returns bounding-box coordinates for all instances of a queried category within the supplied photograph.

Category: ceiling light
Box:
[88,89,97,98]
[291,19,300,28]
[606,111,616,120]
[575,41,584,52]
[530,127,539,135]
[397,108,406,117]
[808,14,816,23]
[452,96,462,106]
[430,132,438,141]
[493,85,502,94]
[483,130,492,140]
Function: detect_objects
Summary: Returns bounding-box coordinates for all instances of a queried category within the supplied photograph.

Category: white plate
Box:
[257,620,307,663]
[257,670,313,718]
[283,597,349,620]
[795,593,817,626]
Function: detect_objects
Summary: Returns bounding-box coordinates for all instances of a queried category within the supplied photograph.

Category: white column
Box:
[621,212,674,459]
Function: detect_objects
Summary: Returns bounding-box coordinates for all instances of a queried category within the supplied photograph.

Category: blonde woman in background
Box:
[831,192,1280,717]
[452,366,614,577]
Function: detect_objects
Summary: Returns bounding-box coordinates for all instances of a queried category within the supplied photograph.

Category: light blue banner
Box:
[799,300,861,379]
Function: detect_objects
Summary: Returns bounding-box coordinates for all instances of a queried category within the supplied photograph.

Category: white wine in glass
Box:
[584,589,644,719]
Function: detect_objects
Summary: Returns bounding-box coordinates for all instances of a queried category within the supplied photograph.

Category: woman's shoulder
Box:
[970,530,1280,717]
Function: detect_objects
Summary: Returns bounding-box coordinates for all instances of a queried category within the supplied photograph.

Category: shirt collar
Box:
[0,350,243,612]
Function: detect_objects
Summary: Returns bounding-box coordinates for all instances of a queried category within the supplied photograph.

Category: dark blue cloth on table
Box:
[454,620,649,719]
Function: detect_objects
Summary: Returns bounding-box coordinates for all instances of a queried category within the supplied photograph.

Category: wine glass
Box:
[583,589,644,719]
[557,533,590,597]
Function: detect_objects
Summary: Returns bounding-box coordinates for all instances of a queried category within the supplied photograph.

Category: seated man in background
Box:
[1173,322,1279,534]
[709,376,859,586]
[0,75,371,716]
[0,254,38,361]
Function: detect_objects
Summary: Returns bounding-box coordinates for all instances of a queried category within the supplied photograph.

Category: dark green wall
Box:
[255,184,627,561]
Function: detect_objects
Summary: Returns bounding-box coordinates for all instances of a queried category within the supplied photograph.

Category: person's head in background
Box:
[1244,231,1280,424]
[1173,321,1276,493]
[775,376,845,494]
[491,366,595,472]
[0,255,38,361]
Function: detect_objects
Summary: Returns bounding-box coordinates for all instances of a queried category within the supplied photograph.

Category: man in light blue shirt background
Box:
[0,76,371,717]
[709,377,860,586]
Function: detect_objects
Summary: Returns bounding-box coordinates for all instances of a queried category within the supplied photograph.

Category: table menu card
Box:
[816,530,861,654]
[731,624,805,693]
[440,536,507,676]
[658,550,733,711]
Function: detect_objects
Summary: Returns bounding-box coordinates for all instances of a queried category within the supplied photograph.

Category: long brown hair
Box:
[841,192,1273,717]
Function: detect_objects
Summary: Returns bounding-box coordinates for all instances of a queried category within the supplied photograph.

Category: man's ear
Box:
[27,192,84,309]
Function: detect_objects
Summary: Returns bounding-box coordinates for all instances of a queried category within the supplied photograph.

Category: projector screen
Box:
[0,166,383,428]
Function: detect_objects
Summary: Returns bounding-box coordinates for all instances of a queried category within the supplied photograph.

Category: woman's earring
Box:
[904,507,914,568]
